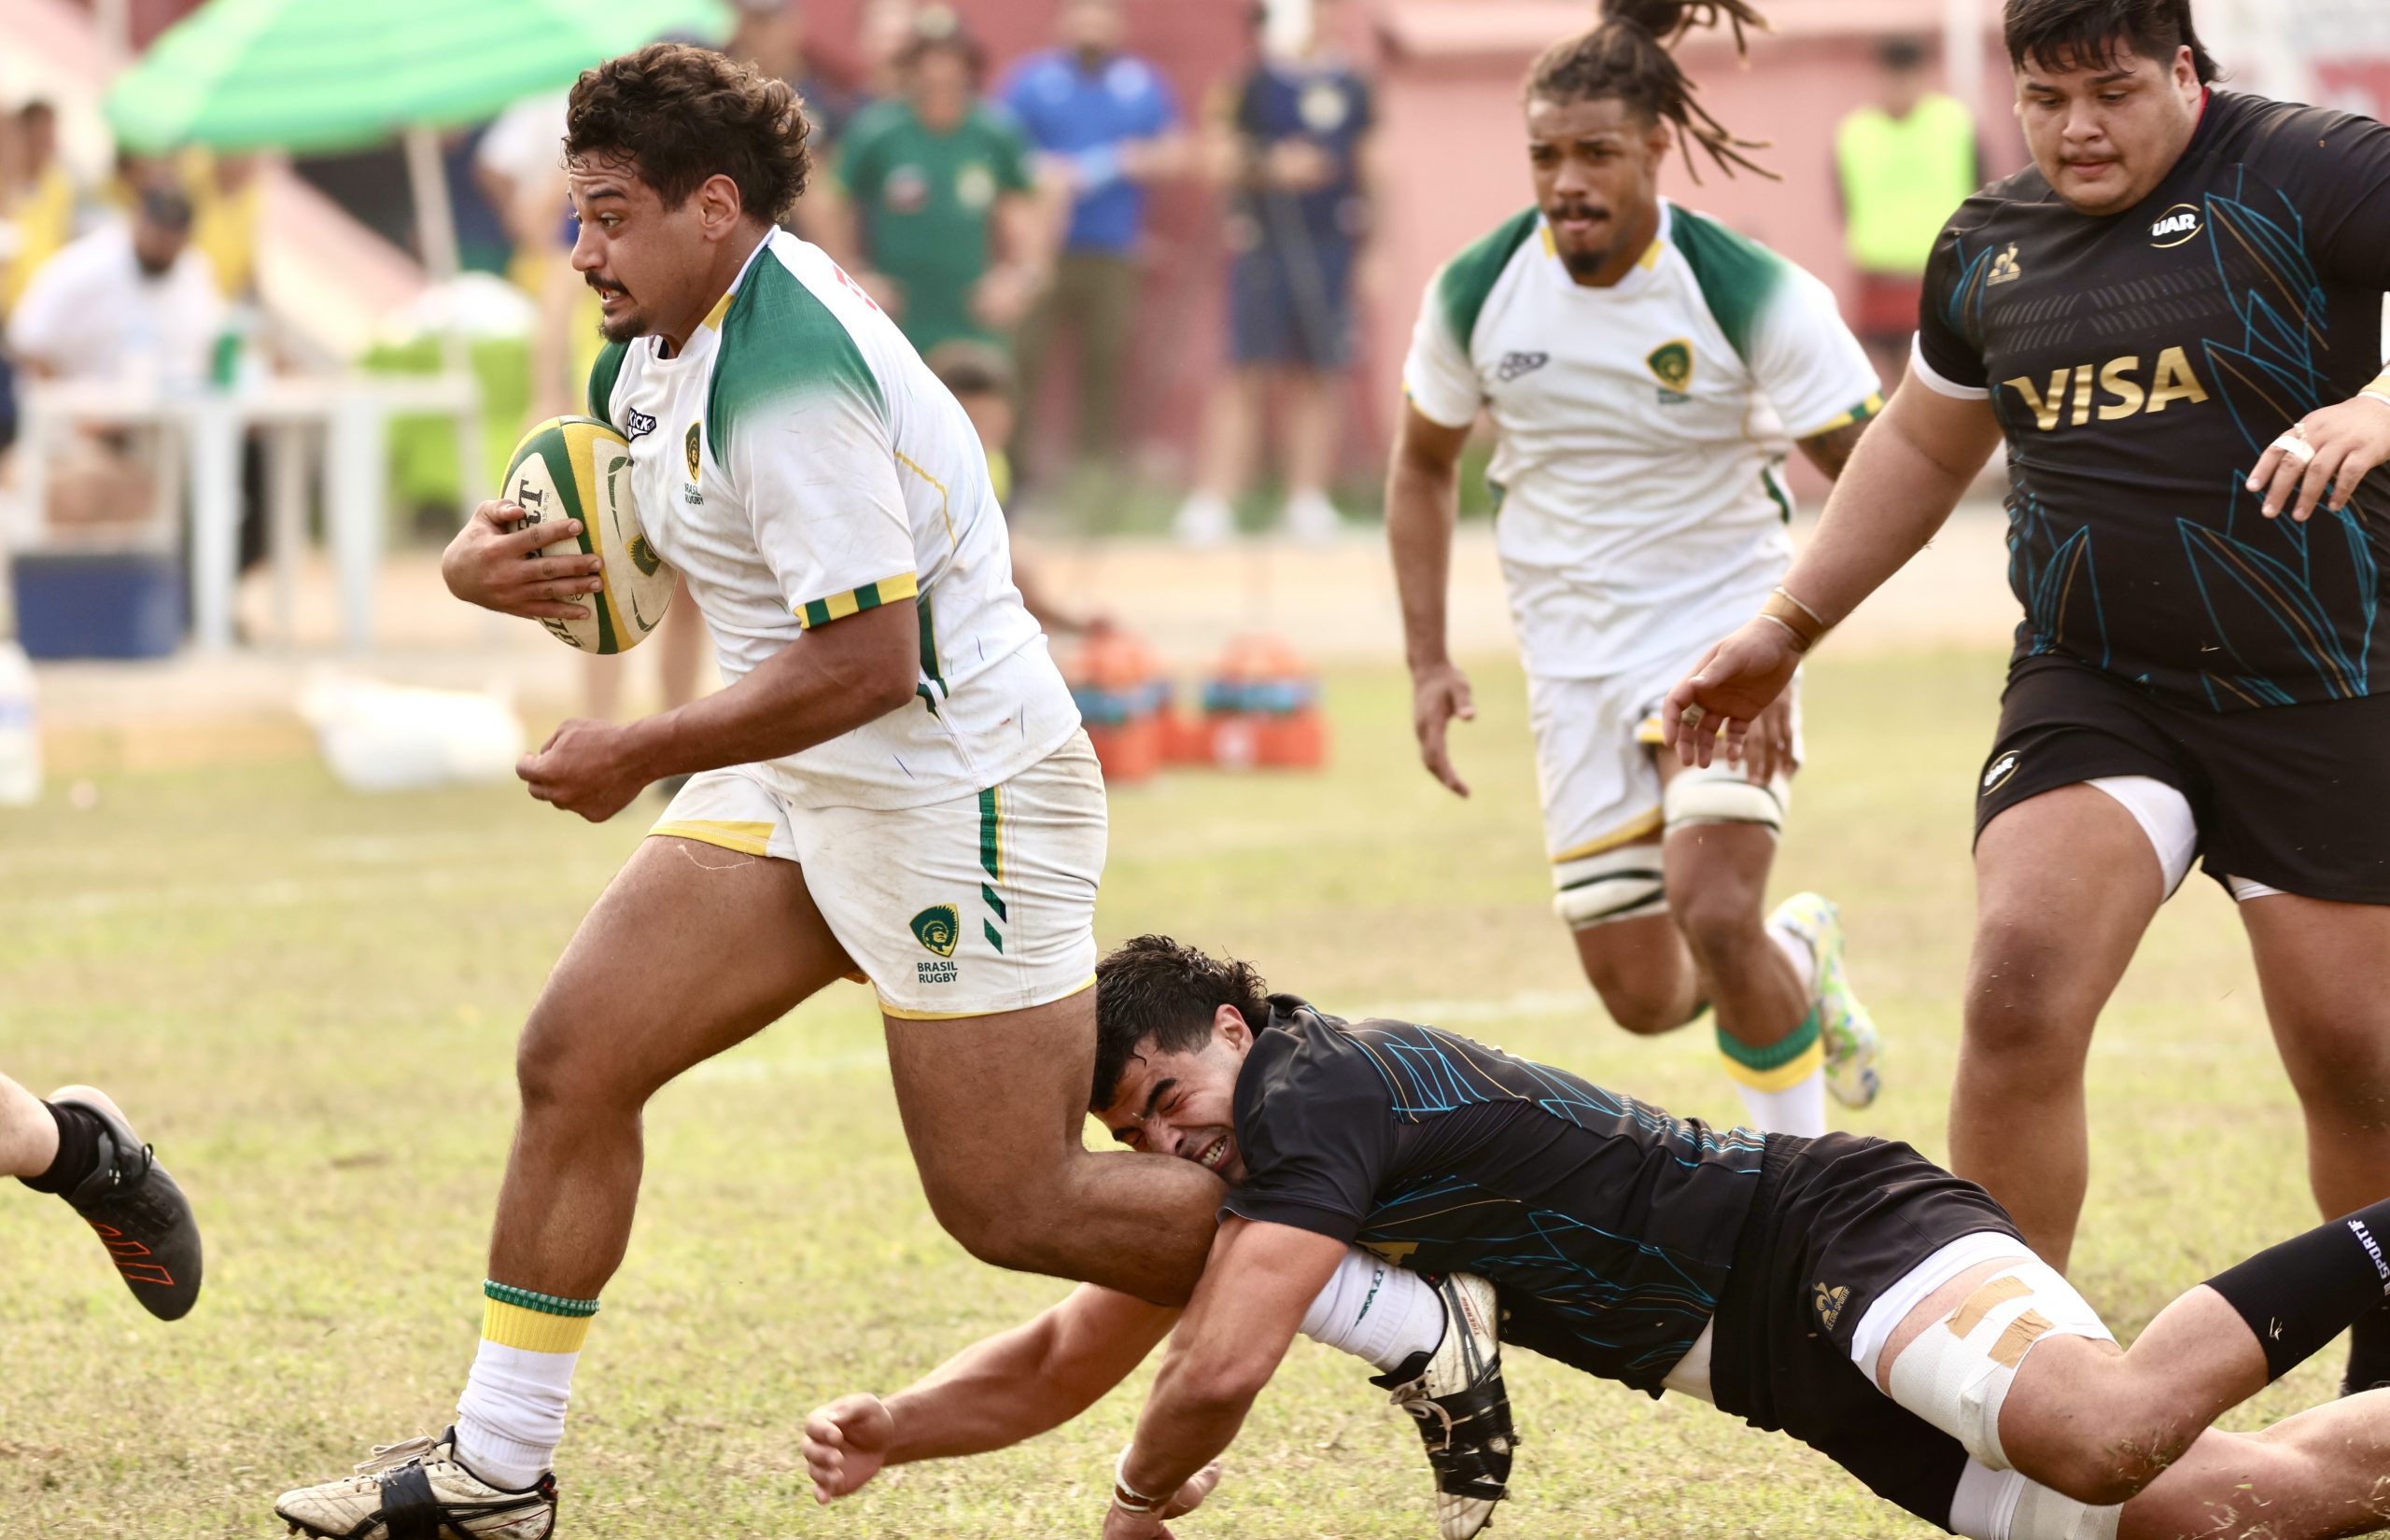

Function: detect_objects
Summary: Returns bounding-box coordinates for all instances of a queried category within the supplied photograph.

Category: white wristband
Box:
[2357,387,2390,414]
[1113,1446,1166,1515]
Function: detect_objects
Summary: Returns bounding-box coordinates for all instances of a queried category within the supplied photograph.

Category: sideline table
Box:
[9,373,481,653]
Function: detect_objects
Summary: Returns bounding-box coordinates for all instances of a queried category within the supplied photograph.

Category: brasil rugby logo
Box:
[910,904,961,958]
[684,422,702,482]
[1646,340,1694,392]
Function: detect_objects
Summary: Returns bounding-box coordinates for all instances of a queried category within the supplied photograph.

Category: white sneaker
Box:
[274,1428,556,1539]
[1173,492,1236,547]
[1369,1272,1516,1539]
[1282,489,1343,544]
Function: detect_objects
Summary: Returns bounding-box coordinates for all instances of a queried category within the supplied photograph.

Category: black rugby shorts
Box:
[1973,656,2390,903]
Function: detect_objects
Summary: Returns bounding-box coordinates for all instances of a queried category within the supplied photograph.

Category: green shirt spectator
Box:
[838,84,1040,356]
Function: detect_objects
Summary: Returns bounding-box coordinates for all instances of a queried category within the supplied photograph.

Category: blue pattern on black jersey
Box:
[2174,175,2377,707]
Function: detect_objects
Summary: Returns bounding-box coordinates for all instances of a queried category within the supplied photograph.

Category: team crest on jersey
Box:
[1646,340,1694,392]
[2149,203,2201,247]
[625,408,657,441]
[1497,350,1550,382]
[683,422,702,481]
[1988,243,2023,286]
[910,904,961,958]
[1813,1281,1849,1331]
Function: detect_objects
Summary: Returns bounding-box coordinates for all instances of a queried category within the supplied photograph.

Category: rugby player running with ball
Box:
[1667,0,2390,1395]
[273,45,1496,1540]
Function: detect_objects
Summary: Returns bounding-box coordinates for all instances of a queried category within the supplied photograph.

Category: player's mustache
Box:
[1547,202,1610,225]
[585,274,630,298]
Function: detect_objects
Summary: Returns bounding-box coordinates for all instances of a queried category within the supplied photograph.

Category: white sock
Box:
[455,1340,577,1490]
[1733,1070,1828,1137]
[1768,921,1820,996]
[1298,1246,1448,1372]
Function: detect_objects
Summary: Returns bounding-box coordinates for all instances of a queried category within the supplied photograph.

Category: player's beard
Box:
[590,277,640,343]
[1546,200,1616,280]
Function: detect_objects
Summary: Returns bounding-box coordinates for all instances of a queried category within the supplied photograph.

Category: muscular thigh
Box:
[527,833,857,1100]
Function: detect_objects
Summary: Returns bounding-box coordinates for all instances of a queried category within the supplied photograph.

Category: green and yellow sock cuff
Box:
[1718,1007,1824,1092]
[483,1281,599,1354]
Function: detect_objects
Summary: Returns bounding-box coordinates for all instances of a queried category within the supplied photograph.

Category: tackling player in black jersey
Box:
[1666,0,2390,1395]
[802,937,2390,1540]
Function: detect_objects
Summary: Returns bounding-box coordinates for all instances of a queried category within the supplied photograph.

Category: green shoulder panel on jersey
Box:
[1437,206,1542,354]
[1668,205,1791,366]
[705,252,887,471]
[586,341,629,427]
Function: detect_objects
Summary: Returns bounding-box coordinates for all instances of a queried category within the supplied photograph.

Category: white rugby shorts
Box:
[1530,652,1804,875]
[649,731,1106,1018]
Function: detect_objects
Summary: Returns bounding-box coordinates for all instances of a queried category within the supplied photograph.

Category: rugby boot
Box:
[275,1429,557,1540]
[48,1085,203,1320]
[1768,893,1881,1109]
[1370,1271,1516,1540]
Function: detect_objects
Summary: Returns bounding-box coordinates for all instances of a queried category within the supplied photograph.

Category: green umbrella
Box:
[105,0,732,156]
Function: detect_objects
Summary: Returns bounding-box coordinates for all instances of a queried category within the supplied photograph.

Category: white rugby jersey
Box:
[592,228,1077,810]
[1403,200,1879,680]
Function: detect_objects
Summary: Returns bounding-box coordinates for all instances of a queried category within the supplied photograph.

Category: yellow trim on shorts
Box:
[649,819,776,857]
[1552,808,1666,864]
[879,973,1096,1021]
[1719,1037,1825,1092]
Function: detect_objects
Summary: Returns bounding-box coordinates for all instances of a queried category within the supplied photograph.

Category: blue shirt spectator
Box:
[1000,46,1178,256]
[1229,57,1373,247]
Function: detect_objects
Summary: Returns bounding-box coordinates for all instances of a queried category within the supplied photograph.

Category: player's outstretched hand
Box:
[2249,397,2390,523]
[802,1393,896,1504]
[1411,661,1476,798]
[1661,620,1804,769]
[443,499,604,620]
[518,718,652,823]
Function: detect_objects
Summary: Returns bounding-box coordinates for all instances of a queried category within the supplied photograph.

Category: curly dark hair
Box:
[1525,0,1778,182]
[2003,0,2219,85]
[565,42,813,221]
[1090,936,1274,1111]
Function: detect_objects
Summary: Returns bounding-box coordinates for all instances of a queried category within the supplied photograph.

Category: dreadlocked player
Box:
[1390,0,1886,1138]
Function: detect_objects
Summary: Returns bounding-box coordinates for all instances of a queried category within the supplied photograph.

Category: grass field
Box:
[0,648,2338,1538]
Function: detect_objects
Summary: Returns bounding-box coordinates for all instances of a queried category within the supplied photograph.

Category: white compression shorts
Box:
[2085,775,2284,902]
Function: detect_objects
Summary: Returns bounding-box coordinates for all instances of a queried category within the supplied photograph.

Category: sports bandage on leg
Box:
[1553,843,1666,930]
[1663,763,1789,839]
[1885,1259,2115,1471]
[1948,1459,2122,1540]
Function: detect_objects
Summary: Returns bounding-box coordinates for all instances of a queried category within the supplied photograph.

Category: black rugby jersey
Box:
[1222,999,1765,1393]
[1917,89,2390,711]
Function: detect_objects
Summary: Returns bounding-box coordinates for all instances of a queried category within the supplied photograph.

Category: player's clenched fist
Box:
[441,499,606,621]
[802,1393,897,1503]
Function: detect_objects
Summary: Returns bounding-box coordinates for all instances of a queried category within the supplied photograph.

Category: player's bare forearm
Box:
[1780,381,2002,624]
[1386,406,1471,672]
[884,1286,1178,1463]
[621,597,919,779]
[1118,1221,1341,1503]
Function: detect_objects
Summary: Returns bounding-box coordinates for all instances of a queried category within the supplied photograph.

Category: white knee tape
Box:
[1554,843,1666,929]
[1950,1461,2122,1540]
[1885,1260,2114,1471]
[1662,764,1788,838]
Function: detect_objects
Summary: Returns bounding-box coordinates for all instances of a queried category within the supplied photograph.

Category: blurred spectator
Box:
[1175,0,1377,547]
[183,148,265,302]
[1834,37,1982,387]
[475,89,572,297]
[832,17,1053,357]
[856,0,923,101]
[8,187,219,389]
[731,0,865,153]
[926,338,1100,637]
[1000,0,1187,492]
[7,188,221,532]
[1,102,73,317]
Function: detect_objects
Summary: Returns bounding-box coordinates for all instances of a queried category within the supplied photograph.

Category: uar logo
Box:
[1982,749,2021,793]
[2149,203,2201,247]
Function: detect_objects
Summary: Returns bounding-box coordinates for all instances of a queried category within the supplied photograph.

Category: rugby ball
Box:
[500,415,675,653]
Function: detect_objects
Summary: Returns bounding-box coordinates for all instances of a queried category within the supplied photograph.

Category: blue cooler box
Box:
[12,550,186,659]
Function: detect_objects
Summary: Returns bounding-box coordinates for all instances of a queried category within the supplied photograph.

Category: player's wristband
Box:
[1760,586,1829,651]
[2357,387,2390,415]
[1113,1446,1167,1516]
